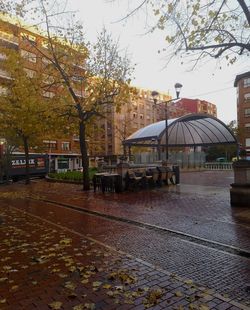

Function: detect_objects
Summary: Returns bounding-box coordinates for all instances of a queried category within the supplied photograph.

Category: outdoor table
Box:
[93,173,122,193]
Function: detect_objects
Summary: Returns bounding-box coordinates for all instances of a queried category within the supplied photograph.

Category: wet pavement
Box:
[0,170,250,309]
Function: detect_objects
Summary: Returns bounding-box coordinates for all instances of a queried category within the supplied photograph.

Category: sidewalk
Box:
[0,171,249,309]
[0,199,249,310]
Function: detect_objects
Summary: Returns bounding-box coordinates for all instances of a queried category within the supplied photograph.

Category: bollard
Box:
[172,165,180,184]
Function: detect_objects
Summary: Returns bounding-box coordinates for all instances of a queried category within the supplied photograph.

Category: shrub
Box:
[48,167,98,182]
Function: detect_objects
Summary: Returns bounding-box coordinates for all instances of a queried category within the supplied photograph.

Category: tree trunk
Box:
[79,120,90,190]
[23,136,30,185]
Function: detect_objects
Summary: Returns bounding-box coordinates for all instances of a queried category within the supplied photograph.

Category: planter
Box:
[230,160,250,207]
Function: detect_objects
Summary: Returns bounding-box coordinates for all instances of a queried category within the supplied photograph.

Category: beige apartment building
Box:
[89,89,172,159]
[234,71,250,157]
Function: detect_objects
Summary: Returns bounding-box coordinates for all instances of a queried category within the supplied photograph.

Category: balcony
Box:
[0,31,18,45]
[0,69,11,80]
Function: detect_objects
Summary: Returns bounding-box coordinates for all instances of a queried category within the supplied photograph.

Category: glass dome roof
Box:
[124,114,237,147]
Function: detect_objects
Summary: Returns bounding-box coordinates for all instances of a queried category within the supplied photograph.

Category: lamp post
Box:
[152,83,183,162]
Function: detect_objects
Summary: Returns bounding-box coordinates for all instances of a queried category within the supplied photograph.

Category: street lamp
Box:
[151,83,183,162]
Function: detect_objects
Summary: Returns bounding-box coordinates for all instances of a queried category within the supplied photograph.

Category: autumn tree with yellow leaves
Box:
[16,0,136,190]
[114,0,250,67]
[0,48,61,184]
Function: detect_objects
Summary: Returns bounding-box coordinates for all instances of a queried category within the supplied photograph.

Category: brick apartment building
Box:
[92,89,172,159]
[172,98,217,118]
[234,71,250,156]
[0,15,218,168]
[0,14,173,168]
[0,14,86,172]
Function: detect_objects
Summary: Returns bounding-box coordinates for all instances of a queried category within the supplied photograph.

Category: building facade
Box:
[172,98,217,118]
[0,15,218,168]
[90,89,172,160]
[234,71,250,156]
[0,15,85,171]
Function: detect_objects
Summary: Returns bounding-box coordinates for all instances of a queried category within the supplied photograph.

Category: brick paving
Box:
[0,201,249,310]
[0,170,250,309]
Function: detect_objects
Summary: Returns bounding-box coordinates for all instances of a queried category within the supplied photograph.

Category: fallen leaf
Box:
[199,305,210,310]
[73,304,84,310]
[92,281,102,288]
[106,291,114,297]
[64,281,77,290]
[83,303,95,310]
[175,291,183,297]
[48,301,62,309]
[102,284,111,289]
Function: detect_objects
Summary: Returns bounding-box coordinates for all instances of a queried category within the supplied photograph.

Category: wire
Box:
[189,86,233,98]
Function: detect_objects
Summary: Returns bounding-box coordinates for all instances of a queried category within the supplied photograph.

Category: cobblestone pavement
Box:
[0,170,250,309]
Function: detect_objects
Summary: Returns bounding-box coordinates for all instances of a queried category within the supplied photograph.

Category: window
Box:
[0,86,8,96]
[140,114,144,119]
[245,108,250,116]
[73,135,80,141]
[246,138,250,147]
[43,140,57,149]
[21,32,36,44]
[43,74,54,84]
[61,142,70,151]
[24,68,36,78]
[245,123,250,131]
[0,69,11,79]
[244,93,250,102]
[42,57,51,65]
[133,112,137,118]
[41,40,49,49]
[0,53,6,60]
[42,90,55,98]
[244,78,250,88]
[20,49,37,63]
[0,30,18,44]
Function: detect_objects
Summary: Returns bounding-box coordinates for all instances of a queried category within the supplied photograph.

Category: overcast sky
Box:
[70,0,247,124]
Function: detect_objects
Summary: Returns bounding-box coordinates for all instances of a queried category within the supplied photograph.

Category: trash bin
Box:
[172,165,180,184]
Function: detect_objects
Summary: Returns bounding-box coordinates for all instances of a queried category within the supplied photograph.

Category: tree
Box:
[113,101,135,156]
[115,0,250,66]
[0,47,59,184]
[20,0,135,190]
[0,0,31,17]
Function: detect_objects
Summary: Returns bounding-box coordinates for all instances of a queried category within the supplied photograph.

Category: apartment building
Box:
[91,89,172,159]
[2,15,217,167]
[172,98,217,117]
[234,71,250,156]
[0,14,86,171]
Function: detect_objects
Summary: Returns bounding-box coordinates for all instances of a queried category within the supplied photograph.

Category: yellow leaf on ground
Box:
[83,303,95,309]
[73,304,84,310]
[102,284,111,289]
[64,281,77,290]
[175,291,183,297]
[199,305,210,310]
[92,281,102,287]
[48,301,62,309]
